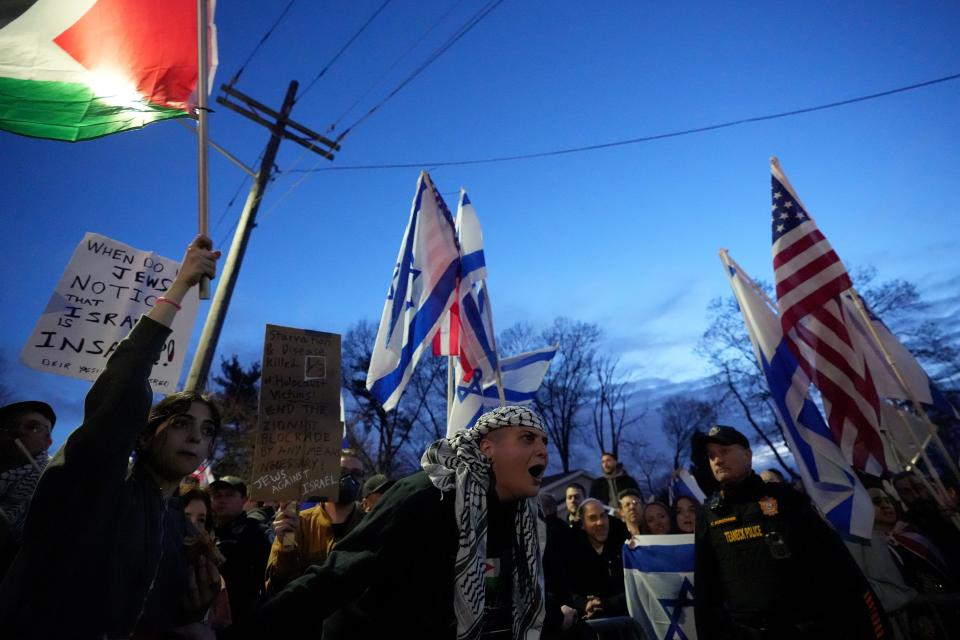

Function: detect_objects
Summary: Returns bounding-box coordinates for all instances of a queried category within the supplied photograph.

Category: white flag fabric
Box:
[841,292,957,417]
[447,344,557,436]
[669,469,706,504]
[456,190,487,288]
[453,190,498,382]
[623,534,697,640]
[880,403,937,472]
[366,172,459,410]
[724,253,873,541]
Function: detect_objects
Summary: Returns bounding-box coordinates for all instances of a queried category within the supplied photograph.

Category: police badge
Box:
[758,496,778,516]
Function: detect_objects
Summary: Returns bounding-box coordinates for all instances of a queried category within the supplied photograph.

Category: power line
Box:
[326,0,469,134]
[250,0,391,196]
[335,0,506,141]
[288,71,960,173]
[227,0,299,87]
[211,172,250,237]
[297,0,395,103]
[257,0,483,221]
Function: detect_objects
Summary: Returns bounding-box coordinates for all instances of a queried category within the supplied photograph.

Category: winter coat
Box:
[0,317,200,639]
[589,470,639,508]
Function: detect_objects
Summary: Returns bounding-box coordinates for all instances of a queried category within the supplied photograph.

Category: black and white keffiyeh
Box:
[0,451,48,541]
[421,405,547,640]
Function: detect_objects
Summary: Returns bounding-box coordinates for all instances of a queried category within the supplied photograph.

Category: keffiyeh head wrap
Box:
[421,406,547,640]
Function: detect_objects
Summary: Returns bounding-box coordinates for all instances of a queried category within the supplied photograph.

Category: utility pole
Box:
[184,80,339,391]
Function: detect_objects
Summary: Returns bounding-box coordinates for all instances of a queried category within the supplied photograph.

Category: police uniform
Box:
[692,426,887,640]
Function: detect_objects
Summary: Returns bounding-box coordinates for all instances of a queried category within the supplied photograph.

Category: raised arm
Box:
[57,236,219,475]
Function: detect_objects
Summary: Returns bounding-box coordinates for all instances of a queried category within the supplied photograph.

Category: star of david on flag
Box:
[447,344,557,435]
[623,534,697,640]
[366,172,460,410]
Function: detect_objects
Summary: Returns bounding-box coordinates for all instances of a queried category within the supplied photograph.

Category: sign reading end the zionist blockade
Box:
[250,324,342,502]
[20,233,199,392]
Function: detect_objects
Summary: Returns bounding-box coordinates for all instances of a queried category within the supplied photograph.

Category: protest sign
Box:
[20,232,199,392]
[249,324,342,502]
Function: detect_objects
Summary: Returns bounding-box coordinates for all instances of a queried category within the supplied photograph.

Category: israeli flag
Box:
[624,534,696,640]
[447,344,557,435]
[367,172,460,410]
[723,253,873,541]
[454,190,499,382]
[669,469,706,505]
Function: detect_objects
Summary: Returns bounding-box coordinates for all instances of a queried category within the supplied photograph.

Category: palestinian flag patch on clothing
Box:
[0,0,216,141]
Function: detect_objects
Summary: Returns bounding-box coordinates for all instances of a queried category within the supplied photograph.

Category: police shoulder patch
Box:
[758,496,779,516]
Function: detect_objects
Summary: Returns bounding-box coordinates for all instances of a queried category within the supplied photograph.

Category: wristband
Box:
[156,296,182,311]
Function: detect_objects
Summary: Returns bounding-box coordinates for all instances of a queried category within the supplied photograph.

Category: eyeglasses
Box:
[166,414,217,439]
[871,496,893,506]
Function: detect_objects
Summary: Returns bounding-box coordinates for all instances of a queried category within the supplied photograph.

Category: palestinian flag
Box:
[0,0,216,142]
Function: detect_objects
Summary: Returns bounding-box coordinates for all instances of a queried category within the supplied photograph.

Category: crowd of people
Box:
[0,234,959,639]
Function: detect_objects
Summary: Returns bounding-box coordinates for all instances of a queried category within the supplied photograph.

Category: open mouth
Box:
[528,464,545,480]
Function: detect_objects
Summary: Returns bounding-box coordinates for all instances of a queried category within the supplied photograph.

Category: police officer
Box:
[692,425,887,640]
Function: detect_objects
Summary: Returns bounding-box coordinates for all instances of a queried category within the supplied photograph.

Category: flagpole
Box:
[722,250,950,503]
[196,0,211,299]
[847,288,960,481]
[720,249,779,311]
[447,355,455,428]
[848,289,960,531]
[483,290,507,407]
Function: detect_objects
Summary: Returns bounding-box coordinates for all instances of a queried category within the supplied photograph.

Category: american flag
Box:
[770,157,887,473]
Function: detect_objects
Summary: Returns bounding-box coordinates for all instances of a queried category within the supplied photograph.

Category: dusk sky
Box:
[2,1,958,454]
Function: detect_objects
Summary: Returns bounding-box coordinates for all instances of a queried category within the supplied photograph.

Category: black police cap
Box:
[693,425,750,458]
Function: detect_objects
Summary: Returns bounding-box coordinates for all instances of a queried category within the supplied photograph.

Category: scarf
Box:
[421,405,547,640]
[0,450,49,540]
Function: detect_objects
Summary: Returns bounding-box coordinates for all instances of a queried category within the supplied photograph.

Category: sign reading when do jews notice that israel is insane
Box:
[20,232,199,392]
[249,324,343,502]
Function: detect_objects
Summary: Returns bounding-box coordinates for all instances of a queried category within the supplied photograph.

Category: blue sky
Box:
[2,1,959,453]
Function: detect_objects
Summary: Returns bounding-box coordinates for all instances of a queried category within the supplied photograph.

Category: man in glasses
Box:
[0,400,55,576]
[265,450,367,594]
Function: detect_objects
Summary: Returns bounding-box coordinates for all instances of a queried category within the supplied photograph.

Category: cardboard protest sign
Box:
[249,324,342,502]
[20,232,199,392]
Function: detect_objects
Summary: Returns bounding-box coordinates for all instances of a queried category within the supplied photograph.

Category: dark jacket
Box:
[222,471,459,639]
[568,527,627,618]
[0,317,200,639]
[215,513,270,621]
[694,473,886,640]
[589,470,639,508]
[222,471,553,640]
